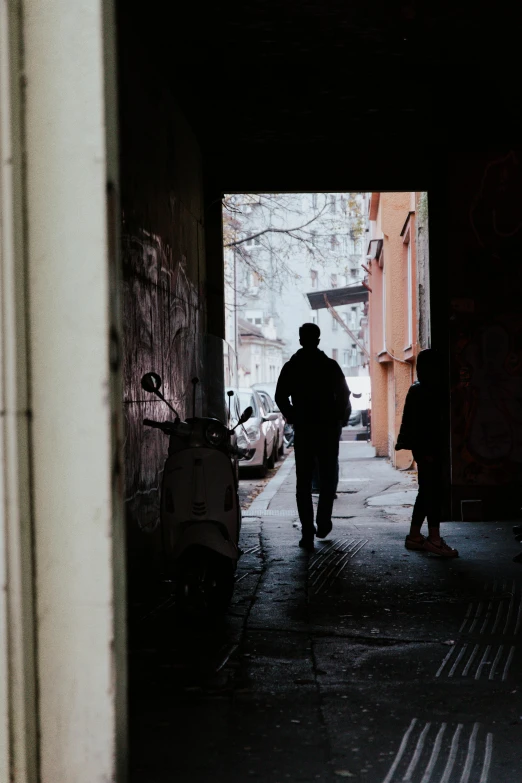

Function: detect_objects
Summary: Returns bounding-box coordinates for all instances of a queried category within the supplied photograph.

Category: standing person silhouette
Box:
[395,348,458,557]
[276,323,350,551]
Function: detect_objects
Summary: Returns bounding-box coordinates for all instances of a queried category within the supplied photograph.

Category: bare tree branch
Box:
[223,202,329,248]
[222,193,365,298]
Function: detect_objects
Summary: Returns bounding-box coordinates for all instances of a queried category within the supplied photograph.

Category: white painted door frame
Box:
[0,3,39,780]
[0,1,126,780]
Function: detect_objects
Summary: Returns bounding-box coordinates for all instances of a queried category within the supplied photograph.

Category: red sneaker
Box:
[422,537,459,558]
[405,534,426,551]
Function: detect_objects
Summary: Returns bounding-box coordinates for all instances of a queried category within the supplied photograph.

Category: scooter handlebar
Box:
[143,418,170,432]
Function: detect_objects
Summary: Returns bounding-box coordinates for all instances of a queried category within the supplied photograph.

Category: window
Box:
[259,392,271,412]
[330,234,338,249]
[332,348,338,361]
[351,268,358,278]
[246,309,263,323]
[343,351,349,366]
[329,195,336,214]
[310,269,318,288]
[383,263,387,351]
[350,344,357,367]
[406,240,413,347]
[244,235,261,247]
[256,392,266,417]
[311,230,317,246]
[331,313,338,331]
[238,391,257,416]
[331,273,338,288]
[312,193,318,210]
[246,271,260,291]
[350,306,357,328]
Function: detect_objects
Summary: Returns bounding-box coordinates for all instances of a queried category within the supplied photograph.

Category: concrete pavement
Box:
[128,442,522,782]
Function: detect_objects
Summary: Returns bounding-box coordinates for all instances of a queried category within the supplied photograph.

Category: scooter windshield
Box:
[192,334,238,425]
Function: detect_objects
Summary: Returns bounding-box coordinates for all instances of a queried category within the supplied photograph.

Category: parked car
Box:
[226,387,279,476]
[224,390,251,483]
[252,384,285,457]
[283,421,294,447]
[348,408,363,427]
[346,376,371,430]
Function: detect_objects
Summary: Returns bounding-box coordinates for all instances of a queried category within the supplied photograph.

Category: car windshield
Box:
[238,391,256,415]
[256,387,279,411]
[265,393,276,409]
[259,393,270,409]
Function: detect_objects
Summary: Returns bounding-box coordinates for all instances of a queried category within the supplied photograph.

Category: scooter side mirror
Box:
[141,372,162,394]
[238,406,253,425]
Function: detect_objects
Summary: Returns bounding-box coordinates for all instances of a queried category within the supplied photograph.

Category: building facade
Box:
[365,192,430,467]
[224,193,369,380]
[237,317,285,386]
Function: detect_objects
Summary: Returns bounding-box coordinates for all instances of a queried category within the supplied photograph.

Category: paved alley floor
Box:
[128,443,522,783]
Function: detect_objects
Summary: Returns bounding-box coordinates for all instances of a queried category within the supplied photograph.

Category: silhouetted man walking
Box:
[276,323,350,551]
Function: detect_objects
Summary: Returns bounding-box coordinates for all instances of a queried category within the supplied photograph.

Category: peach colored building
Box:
[365,192,428,468]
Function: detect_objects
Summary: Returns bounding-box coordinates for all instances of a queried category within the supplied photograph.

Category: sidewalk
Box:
[129,443,522,783]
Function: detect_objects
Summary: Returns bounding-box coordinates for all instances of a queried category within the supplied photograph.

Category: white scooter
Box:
[141,372,252,613]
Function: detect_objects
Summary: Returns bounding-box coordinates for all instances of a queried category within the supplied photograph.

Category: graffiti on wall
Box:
[470,150,522,257]
[451,316,522,485]
[122,229,201,539]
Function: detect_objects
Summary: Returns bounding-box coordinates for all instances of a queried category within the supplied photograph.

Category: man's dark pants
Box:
[294,425,340,537]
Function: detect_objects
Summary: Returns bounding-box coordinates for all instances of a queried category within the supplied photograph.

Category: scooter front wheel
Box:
[176,552,235,616]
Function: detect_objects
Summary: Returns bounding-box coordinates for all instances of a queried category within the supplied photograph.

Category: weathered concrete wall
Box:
[368,193,415,468]
[368,261,388,457]
[380,193,411,355]
[416,192,431,349]
[118,27,208,583]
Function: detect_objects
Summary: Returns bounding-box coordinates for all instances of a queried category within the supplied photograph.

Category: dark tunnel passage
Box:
[116,3,522,781]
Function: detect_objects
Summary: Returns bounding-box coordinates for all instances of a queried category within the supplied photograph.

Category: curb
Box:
[243,452,295,516]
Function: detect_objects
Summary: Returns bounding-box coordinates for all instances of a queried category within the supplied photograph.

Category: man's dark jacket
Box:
[275,348,350,429]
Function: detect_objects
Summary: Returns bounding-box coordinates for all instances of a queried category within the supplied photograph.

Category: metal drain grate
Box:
[434,580,521,680]
[309,537,368,593]
[382,720,493,783]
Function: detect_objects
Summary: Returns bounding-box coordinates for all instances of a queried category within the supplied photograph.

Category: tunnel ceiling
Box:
[119,0,521,184]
